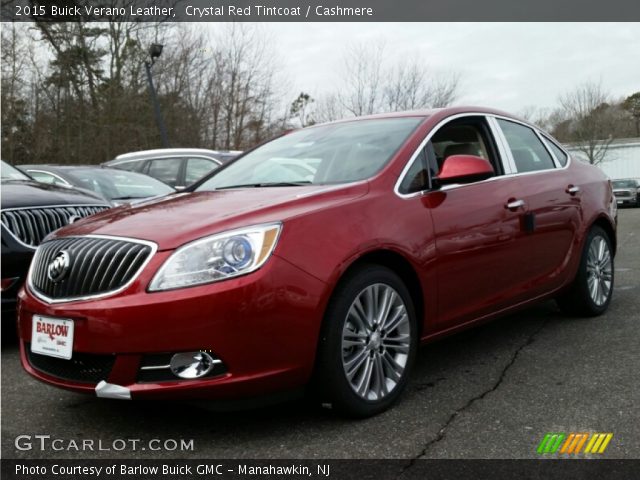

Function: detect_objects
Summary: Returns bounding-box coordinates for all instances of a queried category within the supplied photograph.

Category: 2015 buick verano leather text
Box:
[18,107,617,416]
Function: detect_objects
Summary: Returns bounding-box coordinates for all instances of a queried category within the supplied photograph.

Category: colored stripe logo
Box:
[537,433,613,455]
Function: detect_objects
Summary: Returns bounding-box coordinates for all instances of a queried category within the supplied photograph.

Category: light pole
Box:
[144,43,170,148]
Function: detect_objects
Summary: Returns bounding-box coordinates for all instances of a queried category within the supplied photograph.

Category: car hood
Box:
[1,180,106,209]
[49,183,369,250]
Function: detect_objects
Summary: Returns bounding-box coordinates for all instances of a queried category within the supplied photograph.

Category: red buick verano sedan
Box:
[17,107,617,417]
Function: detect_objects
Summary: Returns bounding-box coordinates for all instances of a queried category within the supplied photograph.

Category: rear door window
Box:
[185,157,218,185]
[113,160,144,172]
[497,119,556,173]
[147,158,183,187]
[541,135,569,167]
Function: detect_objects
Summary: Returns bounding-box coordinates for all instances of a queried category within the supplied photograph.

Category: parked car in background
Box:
[17,107,616,417]
[1,161,109,334]
[103,148,241,189]
[20,165,175,206]
[611,179,640,207]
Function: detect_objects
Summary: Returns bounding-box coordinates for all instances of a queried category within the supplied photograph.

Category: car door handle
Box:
[566,185,580,195]
[505,199,526,210]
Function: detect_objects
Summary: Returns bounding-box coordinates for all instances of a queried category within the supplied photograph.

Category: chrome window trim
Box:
[539,132,570,168]
[394,112,572,199]
[487,116,517,174]
[534,130,562,168]
[0,204,110,251]
[27,234,158,304]
[25,169,72,186]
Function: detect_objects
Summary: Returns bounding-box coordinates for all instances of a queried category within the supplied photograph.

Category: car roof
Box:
[22,164,98,170]
[318,106,526,125]
[107,148,239,164]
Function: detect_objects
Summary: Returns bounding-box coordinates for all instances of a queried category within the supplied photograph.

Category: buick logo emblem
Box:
[67,214,81,225]
[47,251,71,283]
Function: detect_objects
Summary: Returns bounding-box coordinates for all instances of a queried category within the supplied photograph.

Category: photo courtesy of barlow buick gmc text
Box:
[1,3,640,480]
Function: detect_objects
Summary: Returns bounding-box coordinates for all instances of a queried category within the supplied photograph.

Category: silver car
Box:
[102,148,242,189]
[612,179,640,207]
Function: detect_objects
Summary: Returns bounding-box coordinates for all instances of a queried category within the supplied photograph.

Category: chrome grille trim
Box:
[27,235,157,304]
[1,204,109,249]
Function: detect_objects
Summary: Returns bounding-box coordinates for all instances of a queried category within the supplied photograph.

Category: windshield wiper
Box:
[215,181,312,190]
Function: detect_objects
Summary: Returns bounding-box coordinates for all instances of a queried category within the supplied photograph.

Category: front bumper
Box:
[615,197,638,206]
[18,254,329,400]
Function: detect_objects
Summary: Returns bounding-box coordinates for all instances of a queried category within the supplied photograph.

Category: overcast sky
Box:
[209,22,639,114]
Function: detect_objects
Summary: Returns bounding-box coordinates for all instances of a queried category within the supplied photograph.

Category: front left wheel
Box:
[314,265,418,417]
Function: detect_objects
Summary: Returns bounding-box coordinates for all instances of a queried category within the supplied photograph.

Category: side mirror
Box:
[436,154,494,185]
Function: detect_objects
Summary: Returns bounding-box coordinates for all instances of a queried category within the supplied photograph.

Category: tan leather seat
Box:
[443,143,480,159]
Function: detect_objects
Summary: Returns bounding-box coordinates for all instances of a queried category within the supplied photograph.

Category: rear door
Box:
[493,118,582,295]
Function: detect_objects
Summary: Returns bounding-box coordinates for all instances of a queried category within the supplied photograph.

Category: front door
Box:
[422,116,531,327]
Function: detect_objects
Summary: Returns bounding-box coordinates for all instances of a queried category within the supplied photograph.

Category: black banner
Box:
[2,460,640,480]
[2,0,640,22]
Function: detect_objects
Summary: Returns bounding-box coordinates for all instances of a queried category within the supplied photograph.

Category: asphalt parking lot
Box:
[2,208,638,460]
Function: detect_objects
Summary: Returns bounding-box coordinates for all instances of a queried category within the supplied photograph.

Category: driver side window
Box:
[430,117,500,175]
[398,116,502,194]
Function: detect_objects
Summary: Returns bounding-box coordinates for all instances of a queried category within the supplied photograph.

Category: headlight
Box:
[148,223,281,291]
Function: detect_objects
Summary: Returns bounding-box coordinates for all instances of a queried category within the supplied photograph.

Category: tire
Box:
[556,226,614,317]
[314,264,418,417]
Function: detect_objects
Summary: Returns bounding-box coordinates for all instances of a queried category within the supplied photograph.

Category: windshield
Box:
[197,117,423,191]
[1,161,30,181]
[612,180,636,188]
[67,168,175,200]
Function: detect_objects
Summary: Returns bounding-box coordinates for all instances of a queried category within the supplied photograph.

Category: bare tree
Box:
[518,105,556,131]
[427,71,461,108]
[338,43,460,117]
[383,64,460,111]
[1,23,33,163]
[384,60,427,111]
[314,93,343,124]
[339,41,385,116]
[559,81,619,165]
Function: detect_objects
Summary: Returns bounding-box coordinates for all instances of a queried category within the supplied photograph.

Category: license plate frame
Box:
[31,315,74,360]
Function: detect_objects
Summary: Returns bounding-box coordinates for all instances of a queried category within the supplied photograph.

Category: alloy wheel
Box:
[341,283,410,401]
[586,235,613,306]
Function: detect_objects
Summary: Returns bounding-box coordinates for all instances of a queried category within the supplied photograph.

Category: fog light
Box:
[169,352,215,379]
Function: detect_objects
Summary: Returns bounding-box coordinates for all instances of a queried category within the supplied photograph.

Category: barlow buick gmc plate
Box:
[31,315,74,360]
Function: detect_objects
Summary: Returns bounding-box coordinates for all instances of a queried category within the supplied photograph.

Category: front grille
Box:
[30,236,154,301]
[26,345,115,384]
[1,205,109,247]
[614,191,631,198]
